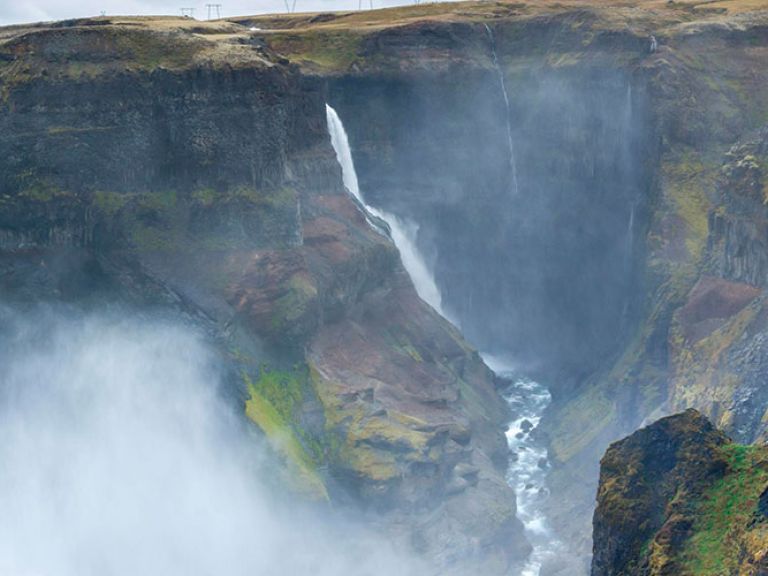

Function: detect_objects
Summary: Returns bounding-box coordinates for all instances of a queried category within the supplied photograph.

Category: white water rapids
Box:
[483,356,566,576]
[326,104,561,575]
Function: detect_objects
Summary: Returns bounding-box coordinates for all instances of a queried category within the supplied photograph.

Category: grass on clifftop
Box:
[681,443,768,575]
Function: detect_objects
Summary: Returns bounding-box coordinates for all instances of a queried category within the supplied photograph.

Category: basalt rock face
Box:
[669,128,768,444]
[0,17,526,573]
[325,19,655,385]
[245,2,768,571]
[592,410,768,576]
[330,64,652,381]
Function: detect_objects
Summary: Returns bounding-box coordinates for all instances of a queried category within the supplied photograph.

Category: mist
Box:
[0,306,419,576]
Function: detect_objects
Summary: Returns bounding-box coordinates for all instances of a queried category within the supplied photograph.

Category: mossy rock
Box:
[244,367,329,500]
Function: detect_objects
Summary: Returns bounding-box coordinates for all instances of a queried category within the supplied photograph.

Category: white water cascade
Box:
[326,104,447,319]
[484,23,520,196]
[327,103,562,575]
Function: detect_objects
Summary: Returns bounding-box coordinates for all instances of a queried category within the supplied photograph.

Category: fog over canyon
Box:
[0,2,767,575]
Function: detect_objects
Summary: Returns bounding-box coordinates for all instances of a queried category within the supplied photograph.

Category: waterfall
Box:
[626,202,635,268]
[621,84,637,331]
[326,104,446,319]
[328,102,564,575]
[484,23,520,196]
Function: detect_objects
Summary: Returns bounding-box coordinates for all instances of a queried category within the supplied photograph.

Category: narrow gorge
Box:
[1,0,768,574]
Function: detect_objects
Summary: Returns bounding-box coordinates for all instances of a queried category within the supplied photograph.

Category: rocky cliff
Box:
[5,0,768,572]
[592,409,768,576]
[236,0,768,566]
[0,15,527,573]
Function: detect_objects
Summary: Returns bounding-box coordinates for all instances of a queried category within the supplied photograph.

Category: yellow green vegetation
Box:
[47,125,116,136]
[96,185,298,253]
[681,444,768,575]
[104,29,203,71]
[550,383,615,462]
[14,171,72,203]
[0,16,279,96]
[93,190,132,217]
[244,368,328,499]
[126,190,181,252]
[669,302,760,424]
[309,365,429,482]
[664,150,717,267]
[385,328,424,362]
[191,187,217,207]
[266,30,364,73]
[137,189,177,211]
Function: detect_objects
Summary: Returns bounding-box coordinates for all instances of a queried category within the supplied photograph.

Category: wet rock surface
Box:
[593,410,768,576]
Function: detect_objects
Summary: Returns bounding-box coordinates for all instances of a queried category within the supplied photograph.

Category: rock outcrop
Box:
[592,409,768,576]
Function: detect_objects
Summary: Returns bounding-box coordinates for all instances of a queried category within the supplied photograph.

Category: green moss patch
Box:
[681,444,768,575]
[664,150,717,265]
[245,368,328,500]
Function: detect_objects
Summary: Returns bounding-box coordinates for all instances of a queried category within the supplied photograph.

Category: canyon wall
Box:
[0,17,527,573]
[244,1,768,566]
[3,1,768,572]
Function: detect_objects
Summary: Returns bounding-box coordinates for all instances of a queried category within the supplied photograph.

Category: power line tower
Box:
[206,4,222,20]
[180,7,195,18]
[358,0,373,9]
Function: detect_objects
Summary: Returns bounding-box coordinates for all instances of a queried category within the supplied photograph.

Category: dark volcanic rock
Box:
[593,409,768,576]
[592,410,729,576]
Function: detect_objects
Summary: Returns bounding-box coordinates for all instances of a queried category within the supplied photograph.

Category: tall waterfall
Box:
[326,104,447,319]
[327,102,564,576]
[484,23,520,196]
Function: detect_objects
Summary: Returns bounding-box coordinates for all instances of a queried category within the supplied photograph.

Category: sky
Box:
[0,0,420,26]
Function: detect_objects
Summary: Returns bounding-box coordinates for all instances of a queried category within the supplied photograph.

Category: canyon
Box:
[1,0,768,573]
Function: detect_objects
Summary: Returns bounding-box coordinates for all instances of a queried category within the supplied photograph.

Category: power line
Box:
[206,4,222,20]
[180,7,195,18]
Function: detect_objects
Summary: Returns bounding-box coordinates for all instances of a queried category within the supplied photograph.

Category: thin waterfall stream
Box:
[484,23,520,196]
[326,104,562,575]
